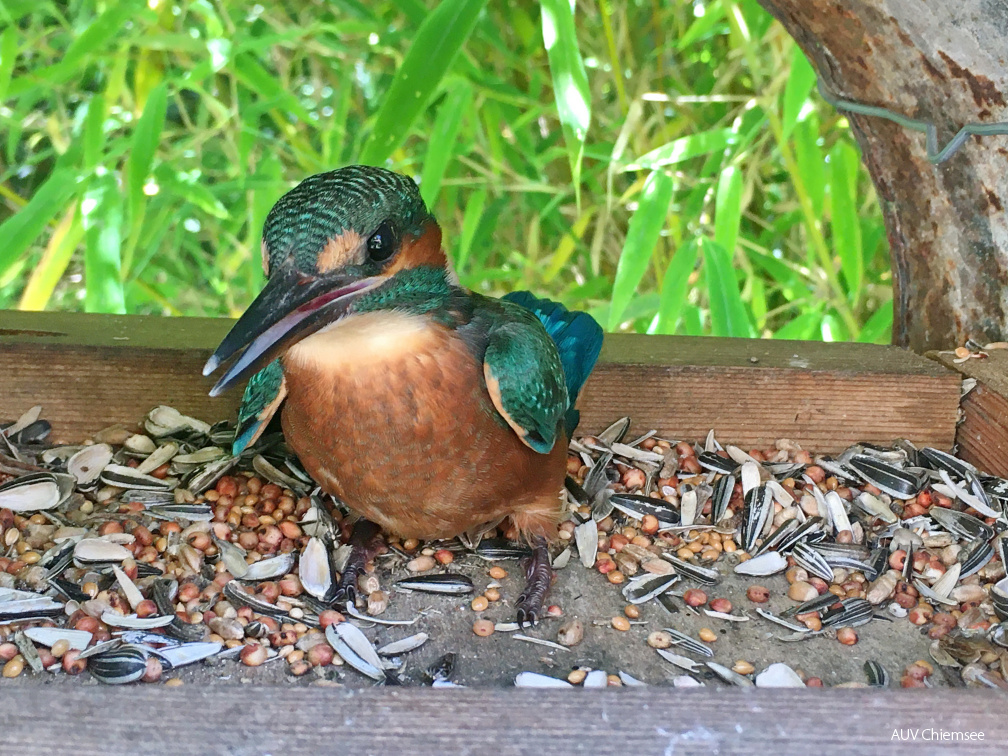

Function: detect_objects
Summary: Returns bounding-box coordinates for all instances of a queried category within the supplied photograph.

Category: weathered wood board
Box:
[929,348,1008,477]
[0,310,961,452]
[3,687,1007,755]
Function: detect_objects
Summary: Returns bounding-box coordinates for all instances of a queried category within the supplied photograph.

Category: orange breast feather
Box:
[280,310,566,541]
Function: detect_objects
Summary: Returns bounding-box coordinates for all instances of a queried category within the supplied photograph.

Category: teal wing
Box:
[483,309,569,454]
[233,359,286,455]
[502,291,603,436]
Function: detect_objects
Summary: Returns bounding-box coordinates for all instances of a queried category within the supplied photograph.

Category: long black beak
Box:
[203,258,385,396]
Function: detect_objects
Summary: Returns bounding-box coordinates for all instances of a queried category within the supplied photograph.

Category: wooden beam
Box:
[2,686,1006,755]
[929,347,1008,476]
[1,310,961,451]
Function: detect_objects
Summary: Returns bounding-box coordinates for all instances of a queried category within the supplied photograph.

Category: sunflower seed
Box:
[89,646,148,684]
[661,628,713,657]
[326,623,384,682]
[67,444,113,486]
[621,573,679,604]
[514,672,572,688]
[575,519,598,568]
[377,633,429,656]
[706,661,754,687]
[395,574,474,595]
[847,455,924,499]
[655,648,701,673]
[711,473,734,524]
[864,660,890,687]
[734,551,787,576]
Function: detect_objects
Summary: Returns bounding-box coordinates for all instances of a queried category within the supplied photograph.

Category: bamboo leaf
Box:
[540,0,591,201]
[82,173,126,313]
[608,170,674,330]
[0,169,79,281]
[542,208,594,283]
[713,165,743,256]
[18,203,83,311]
[857,299,893,344]
[420,82,473,207]
[829,141,863,300]
[624,129,736,171]
[772,307,822,340]
[127,82,168,221]
[359,0,486,165]
[454,188,487,273]
[0,26,17,102]
[653,238,700,334]
[782,44,816,140]
[702,238,753,337]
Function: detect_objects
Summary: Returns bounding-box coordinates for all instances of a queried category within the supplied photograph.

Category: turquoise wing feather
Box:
[233,359,286,455]
[483,308,569,454]
[502,291,603,436]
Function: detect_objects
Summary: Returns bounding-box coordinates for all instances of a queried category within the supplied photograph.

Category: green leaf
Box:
[653,238,700,334]
[83,94,107,169]
[127,82,168,222]
[829,141,863,300]
[624,129,736,171]
[454,188,487,273]
[0,169,79,281]
[540,0,591,201]
[420,82,473,207]
[702,238,753,337]
[858,299,893,344]
[82,173,126,313]
[782,44,816,140]
[677,0,726,50]
[18,203,83,311]
[714,165,743,256]
[0,25,17,102]
[792,118,825,216]
[359,0,486,164]
[772,307,822,340]
[608,170,674,330]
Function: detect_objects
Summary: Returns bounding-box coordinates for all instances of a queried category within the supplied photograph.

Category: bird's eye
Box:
[367,221,397,262]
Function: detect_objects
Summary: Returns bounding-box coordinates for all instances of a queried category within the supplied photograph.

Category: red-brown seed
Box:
[318,610,344,629]
[709,598,732,613]
[178,582,200,603]
[135,600,158,618]
[837,627,858,645]
[805,677,824,687]
[240,644,268,666]
[62,650,86,675]
[746,585,770,603]
[0,642,17,662]
[472,619,495,637]
[640,514,659,535]
[307,643,334,667]
[434,549,454,565]
[143,656,163,683]
[683,589,708,607]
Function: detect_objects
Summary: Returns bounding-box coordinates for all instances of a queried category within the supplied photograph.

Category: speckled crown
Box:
[262,165,431,273]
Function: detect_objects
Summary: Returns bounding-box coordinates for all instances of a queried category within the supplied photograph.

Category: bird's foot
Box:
[515,537,553,628]
[333,519,384,606]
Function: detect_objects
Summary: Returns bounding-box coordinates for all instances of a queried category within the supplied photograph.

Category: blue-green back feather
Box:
[502,291,603,435]
[233,359,285,455]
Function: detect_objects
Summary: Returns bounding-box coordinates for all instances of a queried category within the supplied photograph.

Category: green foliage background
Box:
[0,0,893,342]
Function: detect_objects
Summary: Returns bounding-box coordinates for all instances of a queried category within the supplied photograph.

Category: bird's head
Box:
[203,165,447,395]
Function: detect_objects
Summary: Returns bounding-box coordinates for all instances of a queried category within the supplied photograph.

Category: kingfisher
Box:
[203,165,603,624]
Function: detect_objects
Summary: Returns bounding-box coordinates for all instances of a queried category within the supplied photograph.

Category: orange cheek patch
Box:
[384,223,447,275]
[316,230,365,273]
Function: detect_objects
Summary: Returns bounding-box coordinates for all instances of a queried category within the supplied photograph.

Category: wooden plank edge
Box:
[0,311,962,452]
[927,349,1008,476]
[2,687,1006,755]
